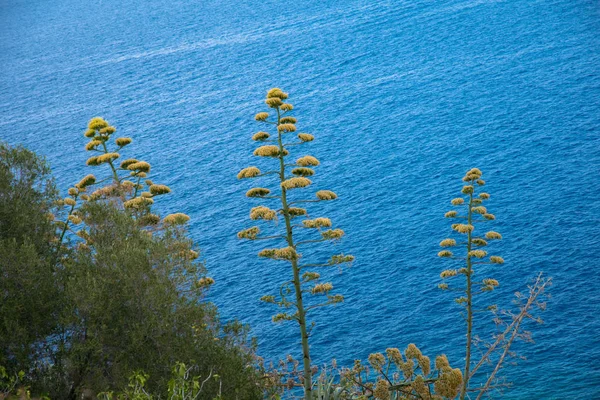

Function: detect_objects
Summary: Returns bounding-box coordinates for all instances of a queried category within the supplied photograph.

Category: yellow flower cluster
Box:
[303,217,332,228]
[237,166,261,179]
[316,190,337,200]
[250,206,277,221]
[246,187,270,198]
[163,213,191,225]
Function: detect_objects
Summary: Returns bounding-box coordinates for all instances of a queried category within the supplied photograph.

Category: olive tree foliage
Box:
[0,143,61,374]
[0,126,263,399]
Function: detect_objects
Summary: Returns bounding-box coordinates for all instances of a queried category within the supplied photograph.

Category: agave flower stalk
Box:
[437,168,503,399]
[81,117,180,224]
[238,88,353,398]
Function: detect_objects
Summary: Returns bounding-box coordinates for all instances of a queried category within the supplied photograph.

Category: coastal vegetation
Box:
[0,89,550,400]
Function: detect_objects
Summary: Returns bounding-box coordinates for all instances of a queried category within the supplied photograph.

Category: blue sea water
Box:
[1,0,599,398]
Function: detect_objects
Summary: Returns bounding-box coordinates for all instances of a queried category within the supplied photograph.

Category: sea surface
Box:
[1,0,599,398]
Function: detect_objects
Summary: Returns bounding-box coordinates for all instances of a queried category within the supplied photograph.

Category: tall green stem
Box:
[101,141,120,184]
[276,107,312,398]
[461,187,474,400]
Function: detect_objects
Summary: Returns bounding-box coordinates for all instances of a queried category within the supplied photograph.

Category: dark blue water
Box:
[2,0,599,398]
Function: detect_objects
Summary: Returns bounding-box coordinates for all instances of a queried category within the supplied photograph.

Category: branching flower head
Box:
[298,133,314,142]
[303,218,332,228]
[281,177,311,189]
[163,213,191,225]
[149,184,171,195]
[246,187,270,198]
[252,131,270,141]
[296,155,319,166]
[316,190,337,200]
[250,206,277,221]
[237,166,261,179]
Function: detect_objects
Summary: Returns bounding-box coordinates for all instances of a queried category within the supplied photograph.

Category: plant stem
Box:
[275,106,312,398]
[461,188,474,400]
[101,141,120,184]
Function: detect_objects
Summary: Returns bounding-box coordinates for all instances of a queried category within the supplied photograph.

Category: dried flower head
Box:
[260,295,275,303]
[272,313,292,323]
[321,229,344,240]
[292,167,315,177]
[434,367,463,399]
[452,224,474,234]
[64,198,76,207]
[462,185,474,194]
[445,210,458,218]
[197,277,215,288]
[254,145,282,157]
[286,207,307,217]
[280,103,293,111]
[297,133,314,142]
[277,123,296,133]
[296,155,319,166]
[472,206,487,214]
[139,213,160,225]
[96,152,120,164]
[84,129,96,138]
[149,184,171,195]
[451,198,465,205]
[330,254,354,264]
[405,343,422,359]
[281,177,311,189]
[99,126,116,135]
[483,278,499,287]
[86,156,100,166]
[163,213,191,225]
[479,192,490,200]
[265,97,283,108]
[368,353,386,372]
[373,379,390,400]
[440,238,457,247]
[250,206,277,221]
[88,117,109,130]
[485,231,502,240]
[237,166,261,179]
[280,116,297,124]
[316,190,337,200]
[68,188,78,196]
[255,112,269,121]
[258,246,299,261]
[468,250,487,258]
[75,174,96,189]
[386,348,403,364]
[68,215,82,224]
[489,256,504,264]
[472,238,488,246]
[252,131,270,141]
[302,272,320,281]
[115,137,132,147]
[120,159,139,169]
[238,226,260,240]
[246,187,270,198]
[483,213,495,220]
[303,218,332,228]
[312,282,333,294]
[85,140,102,151]
[128,161,151,173]
[123,196,154,210]
[267,88,288,99]
[440,269,458,278]
[438,250,453,258]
